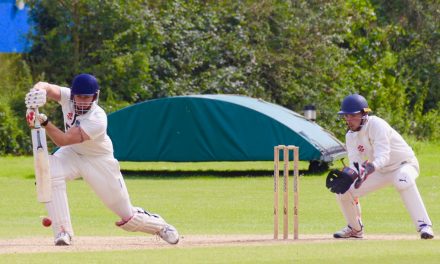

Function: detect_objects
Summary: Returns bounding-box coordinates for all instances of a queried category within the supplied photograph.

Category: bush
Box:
[413,109,440,141]
[0,101,28,155]
[0,54,34,154]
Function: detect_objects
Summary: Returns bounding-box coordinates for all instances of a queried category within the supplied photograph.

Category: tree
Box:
[146,1,264,99]
[26,0,157,111]
[371,0,440,138]
[0,54,34,154]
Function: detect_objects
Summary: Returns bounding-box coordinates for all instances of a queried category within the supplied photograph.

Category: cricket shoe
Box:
[333,225,363,238]
[158,223,180,244]
[54,231,72,246]
[419,224,434,239]
[147,212,179,245]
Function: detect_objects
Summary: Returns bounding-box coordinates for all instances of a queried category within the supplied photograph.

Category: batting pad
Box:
[118,212,167,234]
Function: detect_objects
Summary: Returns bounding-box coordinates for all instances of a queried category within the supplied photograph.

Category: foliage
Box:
[413,107,440,141]
[0,101,26,155]
[145,1,265,99]
[368,0,440,140]
[0,54,34,154]
[0,54,33,100]
[244,1,352,127]
[372,0,440,112]
[26,0,158,106]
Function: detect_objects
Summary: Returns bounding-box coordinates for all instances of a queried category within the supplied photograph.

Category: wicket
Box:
[273,145,299,240]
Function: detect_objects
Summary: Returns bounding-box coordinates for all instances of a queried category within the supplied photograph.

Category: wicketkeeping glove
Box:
[25,89,47,109]
[26,109,48,128]
[353,161,375,189]
[326,167,359,194]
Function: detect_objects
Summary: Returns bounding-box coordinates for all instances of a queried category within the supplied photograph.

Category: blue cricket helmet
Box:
[71,74,99,97]
[338,94,371,115]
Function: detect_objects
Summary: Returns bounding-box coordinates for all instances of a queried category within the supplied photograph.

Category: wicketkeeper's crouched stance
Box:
[326,94,434,240]
[25,74,179,246]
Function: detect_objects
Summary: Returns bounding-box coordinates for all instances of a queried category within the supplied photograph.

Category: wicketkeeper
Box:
[326,94,434,239]
[25,74,179,246]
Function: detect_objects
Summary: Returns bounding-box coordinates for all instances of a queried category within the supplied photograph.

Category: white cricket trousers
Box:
[46,147,134,237]
[336,162,432,231]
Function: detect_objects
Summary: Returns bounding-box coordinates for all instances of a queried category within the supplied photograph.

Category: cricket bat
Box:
[31,108,52,203]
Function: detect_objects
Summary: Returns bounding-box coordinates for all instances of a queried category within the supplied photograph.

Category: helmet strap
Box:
[347,114,368,132]
[357,114,369,131]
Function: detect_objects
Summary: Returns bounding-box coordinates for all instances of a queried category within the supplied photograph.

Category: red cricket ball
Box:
[42,217,52,227]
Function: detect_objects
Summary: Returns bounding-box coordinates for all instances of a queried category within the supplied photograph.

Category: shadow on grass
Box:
[22,170,323,180]
[24,174,36,180]
[121,169,316,179]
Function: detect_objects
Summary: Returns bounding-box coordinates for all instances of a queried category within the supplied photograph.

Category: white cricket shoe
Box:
[54,231,72,246]
[148,212,179,244]
[158,224,180,244]
[333,225,363,238]
[419,224,434,239]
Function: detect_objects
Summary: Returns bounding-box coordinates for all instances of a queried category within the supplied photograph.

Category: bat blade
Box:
[32,127,51,203]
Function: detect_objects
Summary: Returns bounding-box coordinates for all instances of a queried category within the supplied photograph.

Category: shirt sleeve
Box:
[368,118,391,169]
[78,110,107,140]
[59,87,71,105]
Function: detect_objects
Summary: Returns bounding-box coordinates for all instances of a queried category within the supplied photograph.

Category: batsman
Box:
[25,74,179,246]
[326,94,434,239]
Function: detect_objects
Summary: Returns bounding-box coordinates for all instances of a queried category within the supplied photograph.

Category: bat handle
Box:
[33,107,41,129]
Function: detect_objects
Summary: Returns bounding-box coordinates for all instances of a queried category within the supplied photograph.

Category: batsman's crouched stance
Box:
[327,94,434,240]
[26,74,179,246]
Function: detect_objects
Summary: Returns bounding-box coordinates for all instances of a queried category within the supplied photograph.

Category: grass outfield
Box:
[0,140,439,263]
[1,240,440,264]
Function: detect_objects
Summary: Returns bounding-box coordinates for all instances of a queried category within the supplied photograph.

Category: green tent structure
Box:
[107,95,346,168]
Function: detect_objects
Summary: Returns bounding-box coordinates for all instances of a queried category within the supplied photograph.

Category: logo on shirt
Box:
[67,112,73,120]
[357,145,365,152]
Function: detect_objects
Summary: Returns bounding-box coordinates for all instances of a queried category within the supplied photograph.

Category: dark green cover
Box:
[107,95,346,162]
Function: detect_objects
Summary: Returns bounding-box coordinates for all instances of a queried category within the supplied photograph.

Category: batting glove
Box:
[26,109,49,128]
[25,88,47,109]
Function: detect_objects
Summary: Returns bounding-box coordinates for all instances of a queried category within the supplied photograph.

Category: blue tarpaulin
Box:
[0,1,31,53]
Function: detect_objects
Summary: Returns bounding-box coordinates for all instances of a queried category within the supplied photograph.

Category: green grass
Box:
[0,156,35,179]
[0,140,439,262]
[1,174,438,237]
[2,240,440,264]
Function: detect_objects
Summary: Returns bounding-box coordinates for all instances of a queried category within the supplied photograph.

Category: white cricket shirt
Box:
[345,115,418,173]
[58,87,114,156]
